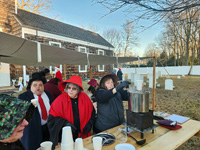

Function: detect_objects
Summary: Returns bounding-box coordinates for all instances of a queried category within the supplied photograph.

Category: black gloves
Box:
[115,81,131,92]
[83,122,93,134]
[64,121,77,133]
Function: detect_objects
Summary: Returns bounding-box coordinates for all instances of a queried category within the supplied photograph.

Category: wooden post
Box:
[152,57,156,110]
[63,64,66,80]
[89,65,92,80]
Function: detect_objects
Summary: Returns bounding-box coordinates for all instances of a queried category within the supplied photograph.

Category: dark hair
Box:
[41,68,50,76]
[100,76,115,89]
[30,79,44,86]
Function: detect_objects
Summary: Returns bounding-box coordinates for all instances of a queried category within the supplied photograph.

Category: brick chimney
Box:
[0,0,16,33]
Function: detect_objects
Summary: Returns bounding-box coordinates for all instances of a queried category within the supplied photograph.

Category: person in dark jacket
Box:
[117,68,123,82]
[87,78,98,102]
[40,68,50,84]
[0,94,35,150]
[48,76,95,149]
[87,78,98,114]
[94,74,130,133]
[18,77,53,150]
[44,78,62,100]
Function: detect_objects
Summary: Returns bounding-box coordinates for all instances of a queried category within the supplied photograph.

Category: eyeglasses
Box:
[67,86,77,91]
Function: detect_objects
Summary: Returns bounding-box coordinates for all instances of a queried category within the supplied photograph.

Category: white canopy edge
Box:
[0,32,152,66]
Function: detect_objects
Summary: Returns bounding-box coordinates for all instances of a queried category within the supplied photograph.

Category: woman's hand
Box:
[64,121,77,133]
[112,88,117,94]
[83,122,92,134]
[115,81,131,92]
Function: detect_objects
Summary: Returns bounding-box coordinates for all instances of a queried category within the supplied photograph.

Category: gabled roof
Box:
[14,9,114,48]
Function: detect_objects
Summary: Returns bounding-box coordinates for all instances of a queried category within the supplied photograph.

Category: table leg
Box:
[152,129,154,134]
[141,133,144,139]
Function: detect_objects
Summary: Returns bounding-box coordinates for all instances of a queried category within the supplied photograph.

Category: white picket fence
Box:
[119,65,200,76]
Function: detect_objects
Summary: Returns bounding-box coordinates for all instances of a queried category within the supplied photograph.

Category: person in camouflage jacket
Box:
[0,94,35,150]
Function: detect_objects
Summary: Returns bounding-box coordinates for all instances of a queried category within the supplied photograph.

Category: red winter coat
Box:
[49,91,93,138]
[55,71,64,92]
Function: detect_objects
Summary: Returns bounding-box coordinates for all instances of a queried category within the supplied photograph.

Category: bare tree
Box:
[197,28,200,64]
[144,43,160,57]
[95,0,200,17]
[80,24,99,33]
[122,20,138,56]
[95,0,200,31]
[102,28,123,55]
[102,20,138,56]
[17,0,53,14]
[89,24,99,33]
[157,33,169,54]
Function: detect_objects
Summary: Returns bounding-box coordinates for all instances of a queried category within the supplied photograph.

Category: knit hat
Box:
[62,76,83,91]
[87,78,98,87]
[0,94,34,140]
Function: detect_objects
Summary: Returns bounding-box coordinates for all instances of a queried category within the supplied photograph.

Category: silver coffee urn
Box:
[126,90,157,139]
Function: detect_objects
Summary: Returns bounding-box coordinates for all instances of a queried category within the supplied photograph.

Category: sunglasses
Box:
[67,86,77,91]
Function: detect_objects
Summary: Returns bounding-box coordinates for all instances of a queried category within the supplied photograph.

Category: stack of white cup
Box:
[40,141,53,150]
[136,80,143,91]
[92,137,103,150]
[61,126,74,150]
[75,138,84,150]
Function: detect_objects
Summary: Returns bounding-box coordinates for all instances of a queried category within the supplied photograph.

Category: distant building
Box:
[0,0,114,86]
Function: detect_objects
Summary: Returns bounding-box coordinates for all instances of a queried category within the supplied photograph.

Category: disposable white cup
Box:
[136,80,143,91]
[75,138,84,150]
[61,143,74,150]
[118,132,127,143]
[61,126,73,145]
[40,141,53,150]
[92,137,102,150]
[31,98,38,107]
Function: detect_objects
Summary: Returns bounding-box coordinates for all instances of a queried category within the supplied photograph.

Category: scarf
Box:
[49,91,93,138]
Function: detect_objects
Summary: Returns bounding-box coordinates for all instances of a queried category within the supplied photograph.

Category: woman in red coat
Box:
[47,76,95,149]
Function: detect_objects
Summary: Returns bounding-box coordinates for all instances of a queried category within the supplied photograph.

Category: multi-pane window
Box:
[78,46,87,72]
[49,41,62,73]
[98,50,104,72]
[49,41,61,47]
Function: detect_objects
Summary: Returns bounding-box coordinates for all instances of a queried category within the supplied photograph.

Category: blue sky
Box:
[45,0,164,56]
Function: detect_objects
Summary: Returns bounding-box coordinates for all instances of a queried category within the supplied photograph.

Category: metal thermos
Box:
[129,90,150,113]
